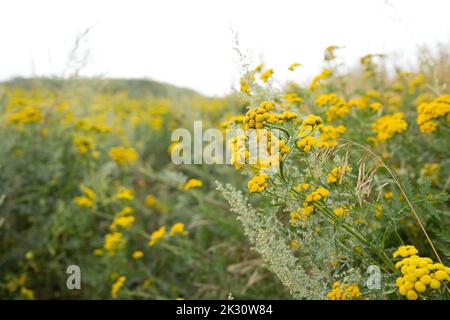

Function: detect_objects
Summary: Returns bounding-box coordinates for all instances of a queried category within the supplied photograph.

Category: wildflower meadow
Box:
[1,44,449,301]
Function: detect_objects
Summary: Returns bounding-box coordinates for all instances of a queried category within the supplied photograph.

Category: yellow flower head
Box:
[111,276,126,298]
[170,223,187,236]
[132,250,144,260]
[109,146,138,165]
[74,136,95,154]
[393,245,449,300]
[74,196,94,208]
[80,184,96,201]
[115,187,134,201]
[247,173,269,193]
[288,63,301,71]
[183,179,203,190]
[145,194,157,208]
[7,106,42,125]
[327,166,351,184]
[104,232,125,255]
[327,282,361,300]
[309,68,332,91]
[110,207,135,230]
[148,226,166,247]
[372,112,408,142]
[261,69,274,83]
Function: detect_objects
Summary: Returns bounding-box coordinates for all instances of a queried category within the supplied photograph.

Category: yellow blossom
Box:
[309,68,332,91]
[372,112,407,142]
[327,282,361,300]
[247,173,269,193]
[111,276,126,298]
[183,178,203,190]
[261,69,273,83]
[109,146,138,165]
[288,63,301,71]
[115,187,134,200]
[145,194,157,208]
[74,196,94,208]
[170,223,187,236]
[74,136,95,154]
[132,251,144,260]
[393,245,450,299]
[104,232,125,255]
[148,226,166,247]
[384,191,393,200]
[327,166,351,184]
[20,287,35,300]
[416,95,450,133]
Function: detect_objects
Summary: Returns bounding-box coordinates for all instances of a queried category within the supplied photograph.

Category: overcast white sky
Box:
[0,0,449,95]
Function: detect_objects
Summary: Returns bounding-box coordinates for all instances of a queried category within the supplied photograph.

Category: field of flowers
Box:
[0,46,449,300]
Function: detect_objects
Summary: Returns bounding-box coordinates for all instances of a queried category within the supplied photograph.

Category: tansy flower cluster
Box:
[333,206,351,218]
[299,115,323,133]
[327,166,351,184]
[324,45,340,61]
[327,282,361,300]
[183,178,203,190]
[296,116,330,152]
[240,78,250,95]
[148,223,187,247]
[148,226,166,246]
[111,276,126,298]
[296,136,322,152]
[229,134,249,169]
[109,146,138,165]
[421,163,440,184]
[73,136,95,154]
[309,68,332,91]
[371,112,408,142]
[291,187,330,222]
[244,101,276,129]
[260,69,273,83]
[145,194,157,208]
[7,106,42,125]
[370,102,382,111]
[384,191,393,200]
[103,232,125,256]
[4,274,35,300]
[74,185,96,208]
[288,62,301,71]
[407,74,426,94]
[393,245,450,300]
[228,129,288,169]
[290,206,314,224]
[359,53,384,79]
[304,187,329,205]
[75,117,113,133]
[266,111,298,125]
[294,183,311,192]
[110,207,135,230]
[132,250,144,260]
[393,245,418,258]
[315,93,349,122]
[416,95,450,133]
[318,124,346,142]
[169,223,187,236]
[284,92,303,103]
[115,186,134,200]
[247,173,269,193]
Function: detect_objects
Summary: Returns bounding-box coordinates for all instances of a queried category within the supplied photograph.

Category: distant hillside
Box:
[1,77,201,99]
